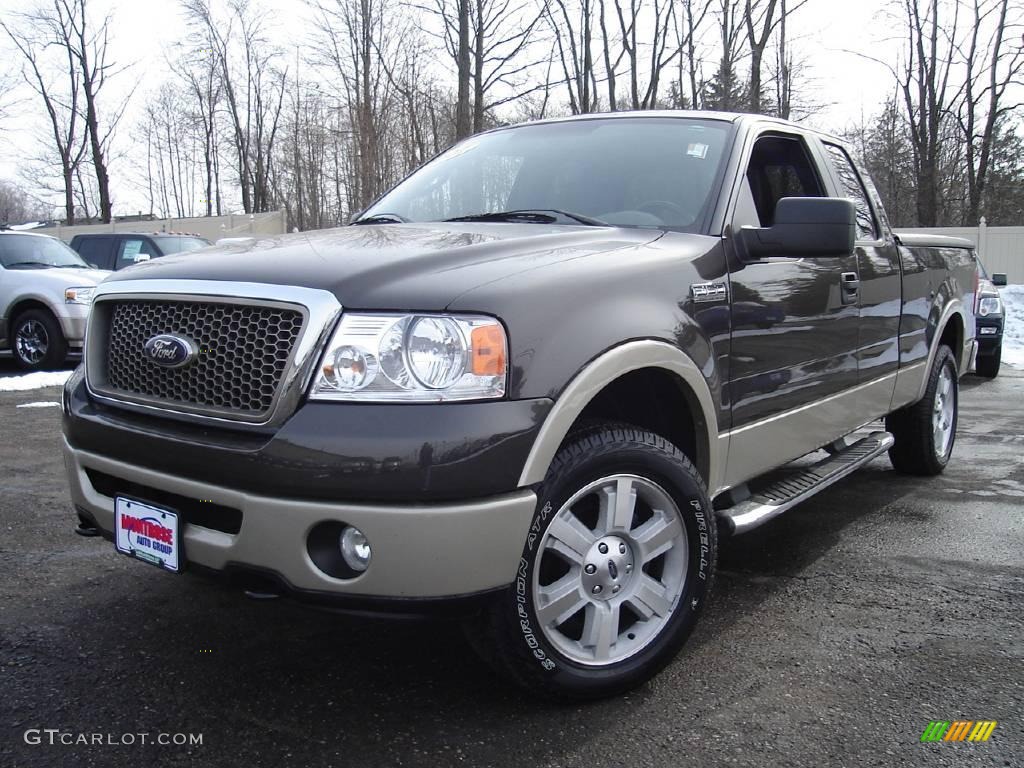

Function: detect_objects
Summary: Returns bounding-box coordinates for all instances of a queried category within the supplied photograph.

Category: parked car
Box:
[62,112,978,700]
[974,268,1006,378]
[0,230,110,370]
[69,232,211,271]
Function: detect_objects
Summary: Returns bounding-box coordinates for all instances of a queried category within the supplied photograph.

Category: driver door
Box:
[724,130,861,485]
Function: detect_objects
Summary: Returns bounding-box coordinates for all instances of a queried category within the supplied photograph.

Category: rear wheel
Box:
[469,422,715,700]
[886,345,958,475]
[12,309,67,371]
[975,346,1001,379]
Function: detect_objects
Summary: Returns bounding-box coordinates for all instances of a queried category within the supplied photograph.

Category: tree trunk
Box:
[456,0,472,139]
[473,0,485,132]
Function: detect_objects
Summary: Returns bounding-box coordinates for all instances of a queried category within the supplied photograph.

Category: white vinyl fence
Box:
[897,219,1024,283]
[43,209,288,244]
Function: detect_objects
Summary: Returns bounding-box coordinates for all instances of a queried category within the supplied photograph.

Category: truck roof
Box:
[495,109,846,145]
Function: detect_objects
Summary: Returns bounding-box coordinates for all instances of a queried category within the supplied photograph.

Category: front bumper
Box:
[975,317,1003,355]
[64,436,537,600]
[57,305,90,348]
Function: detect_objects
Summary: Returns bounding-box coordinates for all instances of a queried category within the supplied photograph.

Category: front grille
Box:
[95,299,304,419]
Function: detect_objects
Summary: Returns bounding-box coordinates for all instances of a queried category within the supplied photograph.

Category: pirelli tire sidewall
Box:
[483,423,717,700]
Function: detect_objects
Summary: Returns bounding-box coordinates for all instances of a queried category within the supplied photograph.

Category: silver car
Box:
[0,230,111,370]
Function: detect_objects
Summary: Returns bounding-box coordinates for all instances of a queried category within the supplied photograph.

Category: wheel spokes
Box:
[632,511,683,564]
[544,509,597,565]
[596,476,639,534]
[536,572,588,627]
[625,575,674,621]
[581,601,620,662]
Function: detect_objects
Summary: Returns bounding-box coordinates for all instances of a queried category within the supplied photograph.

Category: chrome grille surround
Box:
[85,280,343,428]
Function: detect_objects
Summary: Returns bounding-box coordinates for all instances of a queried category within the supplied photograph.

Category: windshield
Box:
[0,234,91,269]
[361,117,733,231]
[152,236,211,254]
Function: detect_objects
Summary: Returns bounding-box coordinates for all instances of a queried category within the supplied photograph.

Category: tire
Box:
[975,346,1001,379]
[11,309,68,371]
[468,422,716,701]
[886,345,958,475]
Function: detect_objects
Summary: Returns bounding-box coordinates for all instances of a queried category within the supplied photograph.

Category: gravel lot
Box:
[1,360,1021,768]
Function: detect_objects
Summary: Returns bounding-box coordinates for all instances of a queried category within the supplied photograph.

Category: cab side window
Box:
[823,143,879,241]
[744,135,824,227]
[117,238,158,269]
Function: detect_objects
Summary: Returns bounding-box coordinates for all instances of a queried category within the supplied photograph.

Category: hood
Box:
[19,266,112,287]
[101,223,664,310]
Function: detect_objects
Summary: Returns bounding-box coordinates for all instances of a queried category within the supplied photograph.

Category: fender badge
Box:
[692,282,728,303]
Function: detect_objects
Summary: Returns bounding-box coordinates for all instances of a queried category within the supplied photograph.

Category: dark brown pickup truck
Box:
[62,111,978,700]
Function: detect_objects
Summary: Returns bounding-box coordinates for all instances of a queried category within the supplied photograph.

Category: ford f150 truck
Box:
[62,112,977,700]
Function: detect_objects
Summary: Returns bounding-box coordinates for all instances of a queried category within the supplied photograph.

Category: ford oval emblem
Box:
[143,334,196,369]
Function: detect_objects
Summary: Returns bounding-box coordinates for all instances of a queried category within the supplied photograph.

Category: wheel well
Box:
[6,299,53,343]
[939,314,964,370]
[567,367,709,483]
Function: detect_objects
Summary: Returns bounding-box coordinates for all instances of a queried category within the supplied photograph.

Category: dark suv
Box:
[69,233,211,271]
[975,268,1007,378]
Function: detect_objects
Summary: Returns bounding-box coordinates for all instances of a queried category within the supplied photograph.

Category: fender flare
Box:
[918,299,967,401]
[517,339,722,492]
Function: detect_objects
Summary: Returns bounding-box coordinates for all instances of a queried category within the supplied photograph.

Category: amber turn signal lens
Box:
[471,324,507,376]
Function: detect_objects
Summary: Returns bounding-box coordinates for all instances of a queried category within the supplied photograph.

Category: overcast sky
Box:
[0,0,904,214]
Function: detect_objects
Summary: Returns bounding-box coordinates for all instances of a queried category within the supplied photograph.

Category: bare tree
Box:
[173,42,225,216]
[310,0,404,213]
[957,0,1024,223]
[546,0,600,114]
[183,0,287,214]
[703,0,748,110]
[0,179,50,224]
[609,0,683,109]
[421,0,543,134]
[672,0,714,109]
[2,11,89,223]
[896,0,963,227]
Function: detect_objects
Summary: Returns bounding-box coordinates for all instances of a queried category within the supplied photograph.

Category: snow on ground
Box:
[1000,285,1024,369]
[16,401,61,408]
[0,370,73,392]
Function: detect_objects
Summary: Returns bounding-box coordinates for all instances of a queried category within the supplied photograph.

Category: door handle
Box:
[840,272,860,305]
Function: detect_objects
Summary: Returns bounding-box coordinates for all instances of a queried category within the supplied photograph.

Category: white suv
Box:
[0,230,111,370]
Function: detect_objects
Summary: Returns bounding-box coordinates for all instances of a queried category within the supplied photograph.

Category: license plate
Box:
[114,497,182,573]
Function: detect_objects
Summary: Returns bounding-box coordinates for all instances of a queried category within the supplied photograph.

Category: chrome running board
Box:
[717,431,895,535]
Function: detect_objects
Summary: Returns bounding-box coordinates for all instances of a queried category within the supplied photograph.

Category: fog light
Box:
[339,526,371,572]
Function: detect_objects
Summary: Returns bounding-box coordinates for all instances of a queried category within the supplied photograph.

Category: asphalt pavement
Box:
[1,360,1021,768]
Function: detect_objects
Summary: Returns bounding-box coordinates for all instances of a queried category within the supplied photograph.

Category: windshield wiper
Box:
[351,213,410,225]
[3,261,55,268]
[444,209,609,226]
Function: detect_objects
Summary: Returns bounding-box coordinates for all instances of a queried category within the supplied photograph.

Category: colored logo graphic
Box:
[920,721,997,742]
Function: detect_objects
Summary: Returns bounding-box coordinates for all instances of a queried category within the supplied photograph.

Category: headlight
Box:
[978,297,1002,317]
[310,313,507,402]
[65,287,96,305]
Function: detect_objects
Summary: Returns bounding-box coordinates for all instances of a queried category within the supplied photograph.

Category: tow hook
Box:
[74,514,100,538]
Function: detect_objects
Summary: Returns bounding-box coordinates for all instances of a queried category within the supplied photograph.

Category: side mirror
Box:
[992,272,1007,287]
[738,197,856,259]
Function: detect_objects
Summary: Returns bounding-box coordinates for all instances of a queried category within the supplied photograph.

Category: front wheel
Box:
[975,346,1001,379]
[12,309,68,371]
[886,345,959,475]
[470,423,716,700]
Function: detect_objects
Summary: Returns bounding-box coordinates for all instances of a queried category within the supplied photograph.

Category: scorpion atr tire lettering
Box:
[469,422,716,700]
